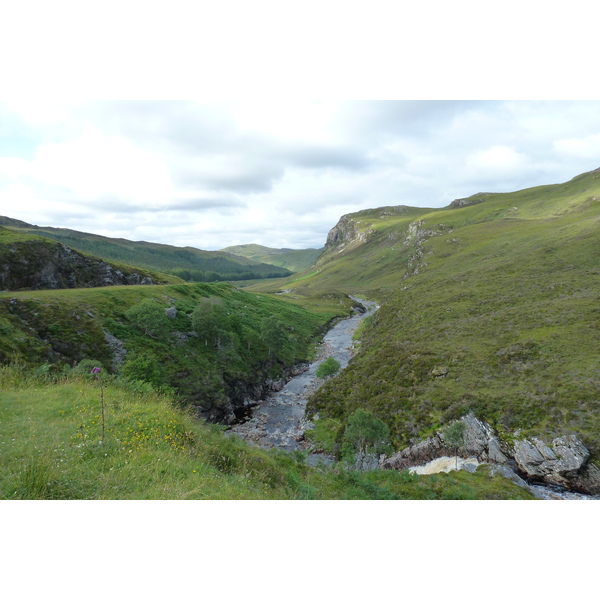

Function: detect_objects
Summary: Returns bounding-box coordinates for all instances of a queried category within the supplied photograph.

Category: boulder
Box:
[513,435,590,486]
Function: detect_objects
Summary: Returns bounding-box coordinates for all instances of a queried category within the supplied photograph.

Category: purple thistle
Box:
[90,367,101,374]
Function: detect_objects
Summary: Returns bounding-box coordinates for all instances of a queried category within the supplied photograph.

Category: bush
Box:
[125,299,169,338]
[316,357,341,379]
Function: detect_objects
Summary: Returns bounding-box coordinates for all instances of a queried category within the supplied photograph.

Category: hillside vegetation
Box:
[0,365,533,499]
[221,243,323,272]
[251,169,600,462]
[0,281,355,423]
[0,217,292,282]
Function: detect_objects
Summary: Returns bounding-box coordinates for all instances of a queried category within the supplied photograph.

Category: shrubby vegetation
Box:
[0,282,348,421]
[315,357,341,379]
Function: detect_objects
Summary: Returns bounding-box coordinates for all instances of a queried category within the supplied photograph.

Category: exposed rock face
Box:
[103,330,128,371]
[513,435,597,492]
[325,215,373,252]
[381,413,508,470]
[403,220,453,279]
[0,239,160,291]
[448,194,490,209]
[381,413,600,495]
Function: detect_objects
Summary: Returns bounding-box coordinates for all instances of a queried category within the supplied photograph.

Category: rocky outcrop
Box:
[448,193,491,209]
[403,220,453,279]
[325,215,374,252]
[0,239,160,291]
[381,413,600,495]
[512,435,600,493]
[201,362,312,425]
[381,413,509,470]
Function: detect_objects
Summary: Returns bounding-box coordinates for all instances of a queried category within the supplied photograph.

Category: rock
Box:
[165,306,177,319]
[103,330,127,371]
[0,239,162,291]
[431,366,449,377]
[381,413,510,470]
[382,412,599,495]
[487,464,531,490]
[513,435,590,485]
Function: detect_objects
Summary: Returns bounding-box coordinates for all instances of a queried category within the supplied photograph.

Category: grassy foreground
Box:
[0,366,534,500]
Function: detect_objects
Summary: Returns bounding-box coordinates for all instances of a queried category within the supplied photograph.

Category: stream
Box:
[229,297,379,464]
[228,297,595,499]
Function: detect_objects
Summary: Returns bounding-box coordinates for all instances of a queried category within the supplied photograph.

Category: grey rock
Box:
[165,306,177,319]
[431,366,449,377]
[103,330,127,371]
[514,435,590,485]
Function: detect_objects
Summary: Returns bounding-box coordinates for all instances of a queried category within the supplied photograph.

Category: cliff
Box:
[0,228,166,291]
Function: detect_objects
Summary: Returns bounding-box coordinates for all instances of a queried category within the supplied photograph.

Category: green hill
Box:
[0,217,292,282]
[0,226,179,290]
[251,168,600,464]
[221,243,323,272]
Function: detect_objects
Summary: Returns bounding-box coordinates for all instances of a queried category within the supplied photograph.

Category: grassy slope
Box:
[0,367,533,499]
[273,169,600,459]
[0,282,355,423]
[0,217,292,279]
[221,243,323,272]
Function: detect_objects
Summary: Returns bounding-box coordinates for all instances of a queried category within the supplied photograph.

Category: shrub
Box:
[316,357,341,379]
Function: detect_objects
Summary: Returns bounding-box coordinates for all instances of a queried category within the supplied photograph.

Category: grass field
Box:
[0,366,534,500]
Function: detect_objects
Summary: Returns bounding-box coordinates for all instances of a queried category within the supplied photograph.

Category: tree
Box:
[125,299,169,338]
[315,357,341,379]
[342,408,391,470]
[443,420,467,471]
[260,316,289,359]
[192,297,230,348]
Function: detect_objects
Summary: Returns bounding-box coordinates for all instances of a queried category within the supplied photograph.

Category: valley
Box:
[1,167,600,499]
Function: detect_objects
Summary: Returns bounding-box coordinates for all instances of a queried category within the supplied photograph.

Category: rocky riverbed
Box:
[228,298,378,460]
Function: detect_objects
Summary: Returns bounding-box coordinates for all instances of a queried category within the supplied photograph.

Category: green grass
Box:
[293,168,600,460]
[0,281,355,422]
[0,366,534,500]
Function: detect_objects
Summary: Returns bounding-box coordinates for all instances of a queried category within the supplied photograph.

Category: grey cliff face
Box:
[381,413,600,495]
[325,215,373,252]
[0,241,159,291]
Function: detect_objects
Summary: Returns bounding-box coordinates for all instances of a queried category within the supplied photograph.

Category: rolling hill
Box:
[0,217,293,282]
[220,243,323,272]
[249,168,600,467]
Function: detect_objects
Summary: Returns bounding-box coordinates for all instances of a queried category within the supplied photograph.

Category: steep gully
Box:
[229,297,378,463]
[229,298,594,499]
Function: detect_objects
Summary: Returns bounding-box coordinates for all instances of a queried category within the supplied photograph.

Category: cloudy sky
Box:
[1,100,600,251]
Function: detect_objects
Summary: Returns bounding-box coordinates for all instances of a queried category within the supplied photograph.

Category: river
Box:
[228,297,596,499]
[229,297,379,462]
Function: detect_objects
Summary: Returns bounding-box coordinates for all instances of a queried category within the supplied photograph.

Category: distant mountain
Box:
[220,243,323,272]
[0,217,292,282]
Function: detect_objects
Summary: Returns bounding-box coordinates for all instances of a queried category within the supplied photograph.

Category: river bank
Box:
[228,298,378,455]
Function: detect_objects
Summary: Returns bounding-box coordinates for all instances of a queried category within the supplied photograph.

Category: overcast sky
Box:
[1,100,600,250]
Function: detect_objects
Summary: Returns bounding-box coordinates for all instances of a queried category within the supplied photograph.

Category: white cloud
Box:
[2,101,600,250]
[466,146,530,174]
[554,133,600,159]
[32,129,174,207]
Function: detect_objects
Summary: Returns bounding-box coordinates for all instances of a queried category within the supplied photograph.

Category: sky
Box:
[2,100,600,251]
